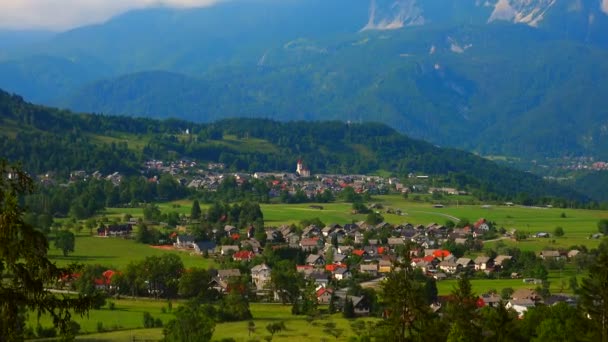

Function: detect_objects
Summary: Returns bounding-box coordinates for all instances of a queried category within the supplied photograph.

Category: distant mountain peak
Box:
[361,0,424,31]
[488,0,557,27]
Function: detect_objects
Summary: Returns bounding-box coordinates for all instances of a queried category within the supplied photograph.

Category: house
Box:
[97,224,133,237]
[511,288,540,302]
[309,272,330,288]
[193,241,217,255]
[456,258,475,269]
[302,225,322,237]
[224,225,239,236]
[535,232,550,238]
[211,269,241,293]
[241,239,262,253]
[306,254,326,266]
[506,298,536,317]
[316,288,334,304]
[540,250,561,260]
[544,294,577,307]
[479,293,502,308]
[333,254,347,264]
[251,264,272,290]
[233,250,255,261]
[387,237,405,248]
[493,255,513,268]
[209,277,229,293]
[352,249,368,258]
[174,235,195,248]
[351,296,370,316]
[438,260,459,274]
[338,246,354,255]
[474,256,492,271]
[431,249,452,259]
[333,268,351,281]
[378,260,392,274]
[567,250,581,259]
[94,270,118,292]
[433,272,448,281]
[322,226,335,237]
[217,269,241,280]
[360,264,379,276]
[300,237,321,251]
[220,245,240,256]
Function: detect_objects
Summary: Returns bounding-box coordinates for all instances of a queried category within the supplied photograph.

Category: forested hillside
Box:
[0,89,589,202]
[1,1,607,159]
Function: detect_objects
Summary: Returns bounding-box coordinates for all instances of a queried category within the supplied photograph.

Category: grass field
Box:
[29,299,172,335]
[49,235,215,270]
[33,302,374,342]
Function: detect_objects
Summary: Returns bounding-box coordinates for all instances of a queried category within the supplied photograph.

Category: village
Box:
[50,158,586,322]
[95,212,582,319]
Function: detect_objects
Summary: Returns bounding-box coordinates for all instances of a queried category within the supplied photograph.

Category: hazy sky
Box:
[0,0,223,31]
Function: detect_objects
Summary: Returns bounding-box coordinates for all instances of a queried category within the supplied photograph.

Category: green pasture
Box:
[87,133,150,152]
[28,299,172,335]
[102,201,198,220]
[75,328,163,341]
[34,302,376,341]
[214,304,372,341]
[49,235,215,270]
[101,195,607,253]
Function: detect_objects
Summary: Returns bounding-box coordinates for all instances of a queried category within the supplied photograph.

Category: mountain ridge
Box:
[0,87,591,203]
[1,0,607,160]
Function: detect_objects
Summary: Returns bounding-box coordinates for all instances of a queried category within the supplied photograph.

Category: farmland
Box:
[31,301,373,342]
[53,194,607,270]
[48,235,215,270]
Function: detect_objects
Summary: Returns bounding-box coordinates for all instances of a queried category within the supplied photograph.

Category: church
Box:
[296,159,311,177]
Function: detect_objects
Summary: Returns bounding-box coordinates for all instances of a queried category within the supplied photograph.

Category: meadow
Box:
[31,301,371,342]
[70,193,608,272]
[39,194,606,340]
[49,235,215,270]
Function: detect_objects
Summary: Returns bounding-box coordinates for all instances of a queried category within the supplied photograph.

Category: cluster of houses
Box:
[165,217,585,317]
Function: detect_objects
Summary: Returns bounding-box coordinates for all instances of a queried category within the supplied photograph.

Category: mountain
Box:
[1,0,608,160]
[0,87,589,203]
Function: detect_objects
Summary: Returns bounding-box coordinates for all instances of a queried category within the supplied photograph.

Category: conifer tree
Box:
[0,161,94,340]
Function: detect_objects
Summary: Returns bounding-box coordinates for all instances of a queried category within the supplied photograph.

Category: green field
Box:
[29,299,172,335]
[49,235,215,270]
[33,302,374,342]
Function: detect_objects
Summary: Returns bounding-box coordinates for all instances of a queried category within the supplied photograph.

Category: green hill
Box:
[0,88,589,203]
[1,0,608,160]
[56,24,608,160]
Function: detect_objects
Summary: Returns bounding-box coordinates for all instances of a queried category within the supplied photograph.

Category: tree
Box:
[191,200,202,220]
[0,161,94,339]
[365,212,384,225]
[553,226,565,237]
[479,304,520,341]
[444,275,481,342]
[248,321,256,337]
[423,278,439,304]
[323,322,344,340]
[178,268,211,299]
[579,239,608,342]
[343,297,355,319]
[163,302,215,342]
[54,230,76,256]
[380,255,431,341]
[599,219,608,235]
[266,321,285,338]
[271,260,303,304]
[219,287,252,321]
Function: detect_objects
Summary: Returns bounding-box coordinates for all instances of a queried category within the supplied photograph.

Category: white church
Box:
[296,159,311,178]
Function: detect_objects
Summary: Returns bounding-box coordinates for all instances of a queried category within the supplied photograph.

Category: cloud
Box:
[603,0,608,14]
[0,0,222,31]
